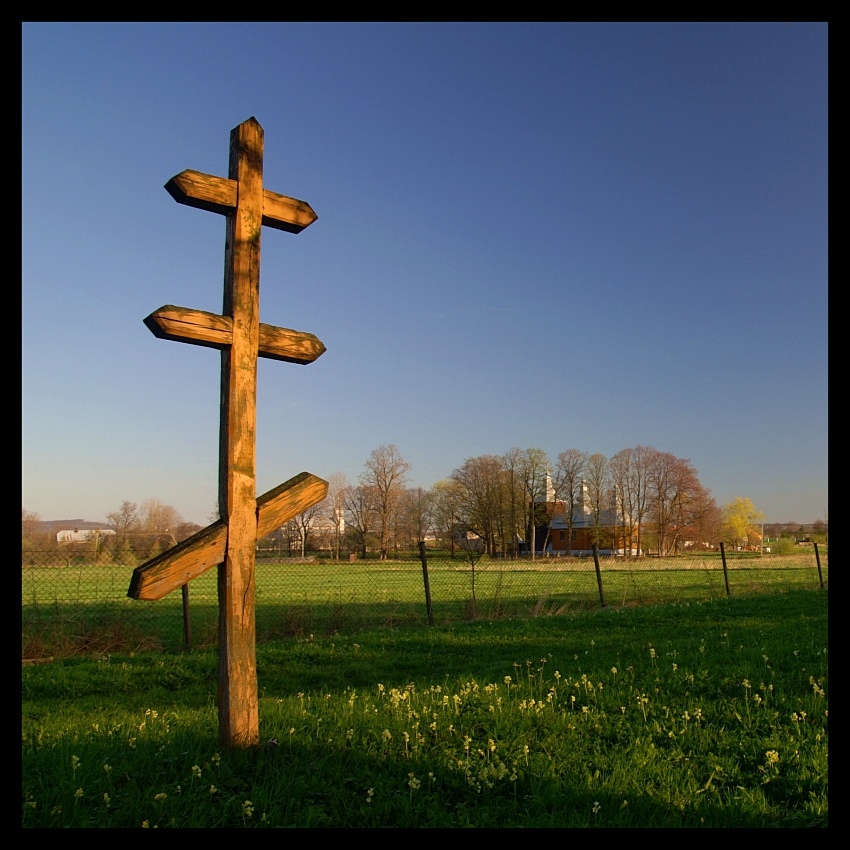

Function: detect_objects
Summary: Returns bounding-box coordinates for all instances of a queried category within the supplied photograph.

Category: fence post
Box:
[592,544,606,608]
[182,583,192,647]
[813,542,824,589]
[719,542,731,597]
[418,541,434,626]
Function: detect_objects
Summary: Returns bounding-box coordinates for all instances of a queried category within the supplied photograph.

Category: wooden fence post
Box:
[720,542,731,597]
[592,544,606,608]
[813,542,824,589]
[418,541,434,626]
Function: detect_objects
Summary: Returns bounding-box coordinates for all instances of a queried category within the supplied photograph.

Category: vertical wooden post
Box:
[418,541,434,626]
[719,541,731,597]
[813,542,824,589]
[592,544,606,608]
[127,118,327,748]
[218,118,264,748]
[182,584,192,648]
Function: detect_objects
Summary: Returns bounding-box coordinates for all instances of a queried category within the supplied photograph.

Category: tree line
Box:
[260,444,778,559]
[21,499,201,562]
[24,445,823,561]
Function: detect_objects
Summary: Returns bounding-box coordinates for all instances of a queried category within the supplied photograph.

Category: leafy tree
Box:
[722,497,765,549]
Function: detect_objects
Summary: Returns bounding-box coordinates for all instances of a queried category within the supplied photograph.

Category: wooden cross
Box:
[127,117,328,748]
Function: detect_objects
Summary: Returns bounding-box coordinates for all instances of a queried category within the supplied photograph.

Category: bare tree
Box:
[458,530,486,617]
[397,486,435,550]
[140,498,183,535]
[584,453,611,548]
[501,448,525,558]
[517,448,549,557]
[430,479,464,556]
[291,502,323,558]
[552,449,586,555]
[360,445,411,560]
[688,486,722,549]
[609,446,653,555]
[106,500,140,542]
[450,455,506,556]
[22,509,44,550]
[344,484,378,559]
[645,450,708,555]
[137,498,184,558]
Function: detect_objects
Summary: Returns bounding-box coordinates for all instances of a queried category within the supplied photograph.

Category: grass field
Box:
[23,552,827,657]
[22,589,828,828]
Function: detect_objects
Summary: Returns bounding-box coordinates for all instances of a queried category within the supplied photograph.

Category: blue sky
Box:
[23,22,827,526]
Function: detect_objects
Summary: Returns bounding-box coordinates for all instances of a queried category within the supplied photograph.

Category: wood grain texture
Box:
[139,117,322,749]
[144,305,326,363]
[165,170,236,215]
[217,116,264,749]
[144,305,232,349]
[261,188,318,233]
[256,472,329,538]
[127,523,226,601]
[126,473,328,601]
[165,169,317,232]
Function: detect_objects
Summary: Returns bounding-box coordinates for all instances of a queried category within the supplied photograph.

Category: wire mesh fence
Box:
[22,547,827,658]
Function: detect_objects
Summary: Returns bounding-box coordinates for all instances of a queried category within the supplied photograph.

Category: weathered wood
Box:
[165,169,318,233]
[164,170,235,216]
[127,473,329,601]
[128,522,227,601]
[132,117,323,750]
[256,472,329,538]
[144,305,326,364]
[259,323,327,364]
[217,116,265,748]
[261,188,319,233]
[144,305,232,348]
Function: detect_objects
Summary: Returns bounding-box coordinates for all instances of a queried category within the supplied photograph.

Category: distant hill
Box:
[36,519,110,534]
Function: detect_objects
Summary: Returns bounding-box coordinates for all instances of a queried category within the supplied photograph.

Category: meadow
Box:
[22,551,826,655]
[22,589,827,827]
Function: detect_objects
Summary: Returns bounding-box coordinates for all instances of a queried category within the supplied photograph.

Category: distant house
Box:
[54,522,115,543]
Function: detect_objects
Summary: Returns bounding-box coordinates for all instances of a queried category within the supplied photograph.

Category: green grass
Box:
[22,553,827,656]
[22,589,827,827]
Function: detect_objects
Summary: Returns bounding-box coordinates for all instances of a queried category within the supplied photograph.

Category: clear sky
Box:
[23,22,827,527]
